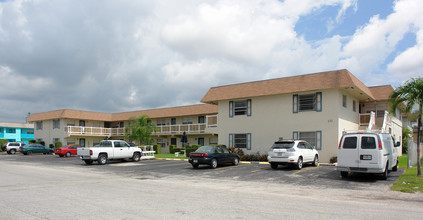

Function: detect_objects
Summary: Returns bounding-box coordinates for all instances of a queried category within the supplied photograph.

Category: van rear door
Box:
[338,135,359,168]
[358,134,380,170]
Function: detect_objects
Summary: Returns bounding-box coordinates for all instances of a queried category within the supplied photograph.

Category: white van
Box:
[337,132,400,180]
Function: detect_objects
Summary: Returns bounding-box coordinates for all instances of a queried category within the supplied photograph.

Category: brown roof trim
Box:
[28,104,218,122]
[368,85,394,101]
[201,69,376,103]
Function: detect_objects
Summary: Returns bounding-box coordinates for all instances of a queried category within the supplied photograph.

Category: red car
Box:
[55,145,81,157]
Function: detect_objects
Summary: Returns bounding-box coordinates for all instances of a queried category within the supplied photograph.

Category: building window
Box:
[26,129,34,134]
[229,133,252,150]
[293,131,322,150]
[209,137,218,145]
[198,116,205,124]
[53,138,60,144]
[156,119,166,126]
[36,121,43,130]
[198,138,204,146]
[7,128,16,133]
[53,119,60,129]
[293,92,322,113]
[182,117,192,124]
[342,95,347,108]
[353,100,356,112]
[229,99,252,117]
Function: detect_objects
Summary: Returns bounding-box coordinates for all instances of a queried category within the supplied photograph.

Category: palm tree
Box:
[389,77,423,177]
[125,115,157,145]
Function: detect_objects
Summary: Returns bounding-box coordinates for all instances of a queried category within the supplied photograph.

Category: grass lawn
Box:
[155,153,188,159]
[391,155,423,193]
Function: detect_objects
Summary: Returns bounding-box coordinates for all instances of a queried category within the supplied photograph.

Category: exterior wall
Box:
[0,126,34,143]
[152,134,218,153]
[217,89,361,162]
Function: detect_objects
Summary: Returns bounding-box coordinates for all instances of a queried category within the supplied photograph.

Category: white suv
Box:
[267,140,319,170]
[4,142,25,154]
[337,132,399,180]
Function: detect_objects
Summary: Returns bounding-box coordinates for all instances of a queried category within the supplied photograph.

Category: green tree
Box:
[389,77,423,177]
[402,127,413,154]
[125,115,157,145]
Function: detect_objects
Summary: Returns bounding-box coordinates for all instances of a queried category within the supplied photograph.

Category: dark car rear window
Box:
[342,137,357,149]
[271,142,295,149]
[361,136,376,149]
[195,146,216,153]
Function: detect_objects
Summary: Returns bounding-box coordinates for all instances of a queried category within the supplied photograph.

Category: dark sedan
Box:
[188,145,240,169]
[20,144,54,155]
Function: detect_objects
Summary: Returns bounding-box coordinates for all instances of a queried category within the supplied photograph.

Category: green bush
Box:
[37,141,45,146]
[329,156,337,163]
[0,139,8,152]
[240,154,268,162]
[29,140,36,144]
[49,144,54,148]
[169,145,176,154]
[55,141,62,148]
[153,144,161,154]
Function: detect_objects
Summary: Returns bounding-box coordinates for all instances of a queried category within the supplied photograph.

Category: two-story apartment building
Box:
[0,122,34,143]
[28,69,402,162]
[28,104,218,153]
[200,69,402,162]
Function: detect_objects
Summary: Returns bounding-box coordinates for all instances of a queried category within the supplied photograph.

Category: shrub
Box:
[29,140,36,144]
[0,139,7,152]
[153,144,161,154]
[169,145,176,154]
[329,156,337,163]
[227,147,245,156]
[54,141,62,148]
[49,144,54,148]
[240,153,268,162]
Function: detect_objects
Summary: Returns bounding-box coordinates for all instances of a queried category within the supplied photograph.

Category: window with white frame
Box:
[209,137,218,145]
[67,139,76,145]
[182,117,192,124]
[36,121,43,130]
[156,119,166,126]
[342,95,347,108]
[353,100,356,112]
[53,119,60,129]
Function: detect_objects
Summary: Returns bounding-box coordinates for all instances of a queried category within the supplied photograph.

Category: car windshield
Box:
[195,146,216,153]
[271,142,295,149]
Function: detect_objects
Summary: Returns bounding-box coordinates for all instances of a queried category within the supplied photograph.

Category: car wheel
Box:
[66,152,71,157]
[270,163,278,169]
[340,171,348,178]
[97,154,108,165]
[233,157,239,166]
[295,157,303,170]
[392,160,398,172]
[27,151,32,155]
[59,155,64,157]
[132,153,141,162]
[210,159,218,169]
[10,149,16,154]
[312,155,319,166]
[192,163,199,169]
[381,163,388,180]
[84,159,94,165]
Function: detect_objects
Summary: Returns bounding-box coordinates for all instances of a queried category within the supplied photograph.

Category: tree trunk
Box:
[417,105,422,177]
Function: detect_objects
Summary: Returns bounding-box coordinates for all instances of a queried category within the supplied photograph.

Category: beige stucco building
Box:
[28,69,402,162]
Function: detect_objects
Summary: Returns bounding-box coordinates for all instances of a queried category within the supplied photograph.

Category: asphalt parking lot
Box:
[0,152,403,191]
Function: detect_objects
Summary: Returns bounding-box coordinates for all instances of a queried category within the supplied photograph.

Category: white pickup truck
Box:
[77,140,142,165]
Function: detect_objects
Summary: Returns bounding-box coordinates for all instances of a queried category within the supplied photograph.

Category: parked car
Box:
[19,144,54,155]
[3,142,26,154]
[55,145,81,157]
[337,131,399,180]
[77,140,142,165]
[267,139,319,170]
[188,145,240,169]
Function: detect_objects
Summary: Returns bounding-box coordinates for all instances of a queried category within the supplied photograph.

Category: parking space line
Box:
[251,167,271,173]
[215,164,250,170]
[293,166,321,174]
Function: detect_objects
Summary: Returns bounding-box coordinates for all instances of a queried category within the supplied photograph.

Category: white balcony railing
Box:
[65,126,125,136]
[65,115,218,136]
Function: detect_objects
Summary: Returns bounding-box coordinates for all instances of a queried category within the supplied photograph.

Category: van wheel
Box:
[270,163,278,169]
[392,160,398,172]
[340,171,348,178]
[381,163,388,180]
[295,157,303,170]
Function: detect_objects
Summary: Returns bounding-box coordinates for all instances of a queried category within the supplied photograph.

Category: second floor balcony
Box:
[65,115,218,137]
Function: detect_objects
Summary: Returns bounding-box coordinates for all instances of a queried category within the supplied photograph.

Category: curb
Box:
[154,158,337,166]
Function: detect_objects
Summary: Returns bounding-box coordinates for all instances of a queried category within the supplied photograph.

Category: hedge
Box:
[153,144,161,154]
[55,141,62,148]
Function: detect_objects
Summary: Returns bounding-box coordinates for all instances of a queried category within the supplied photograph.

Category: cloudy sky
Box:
[1,0,422,123]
